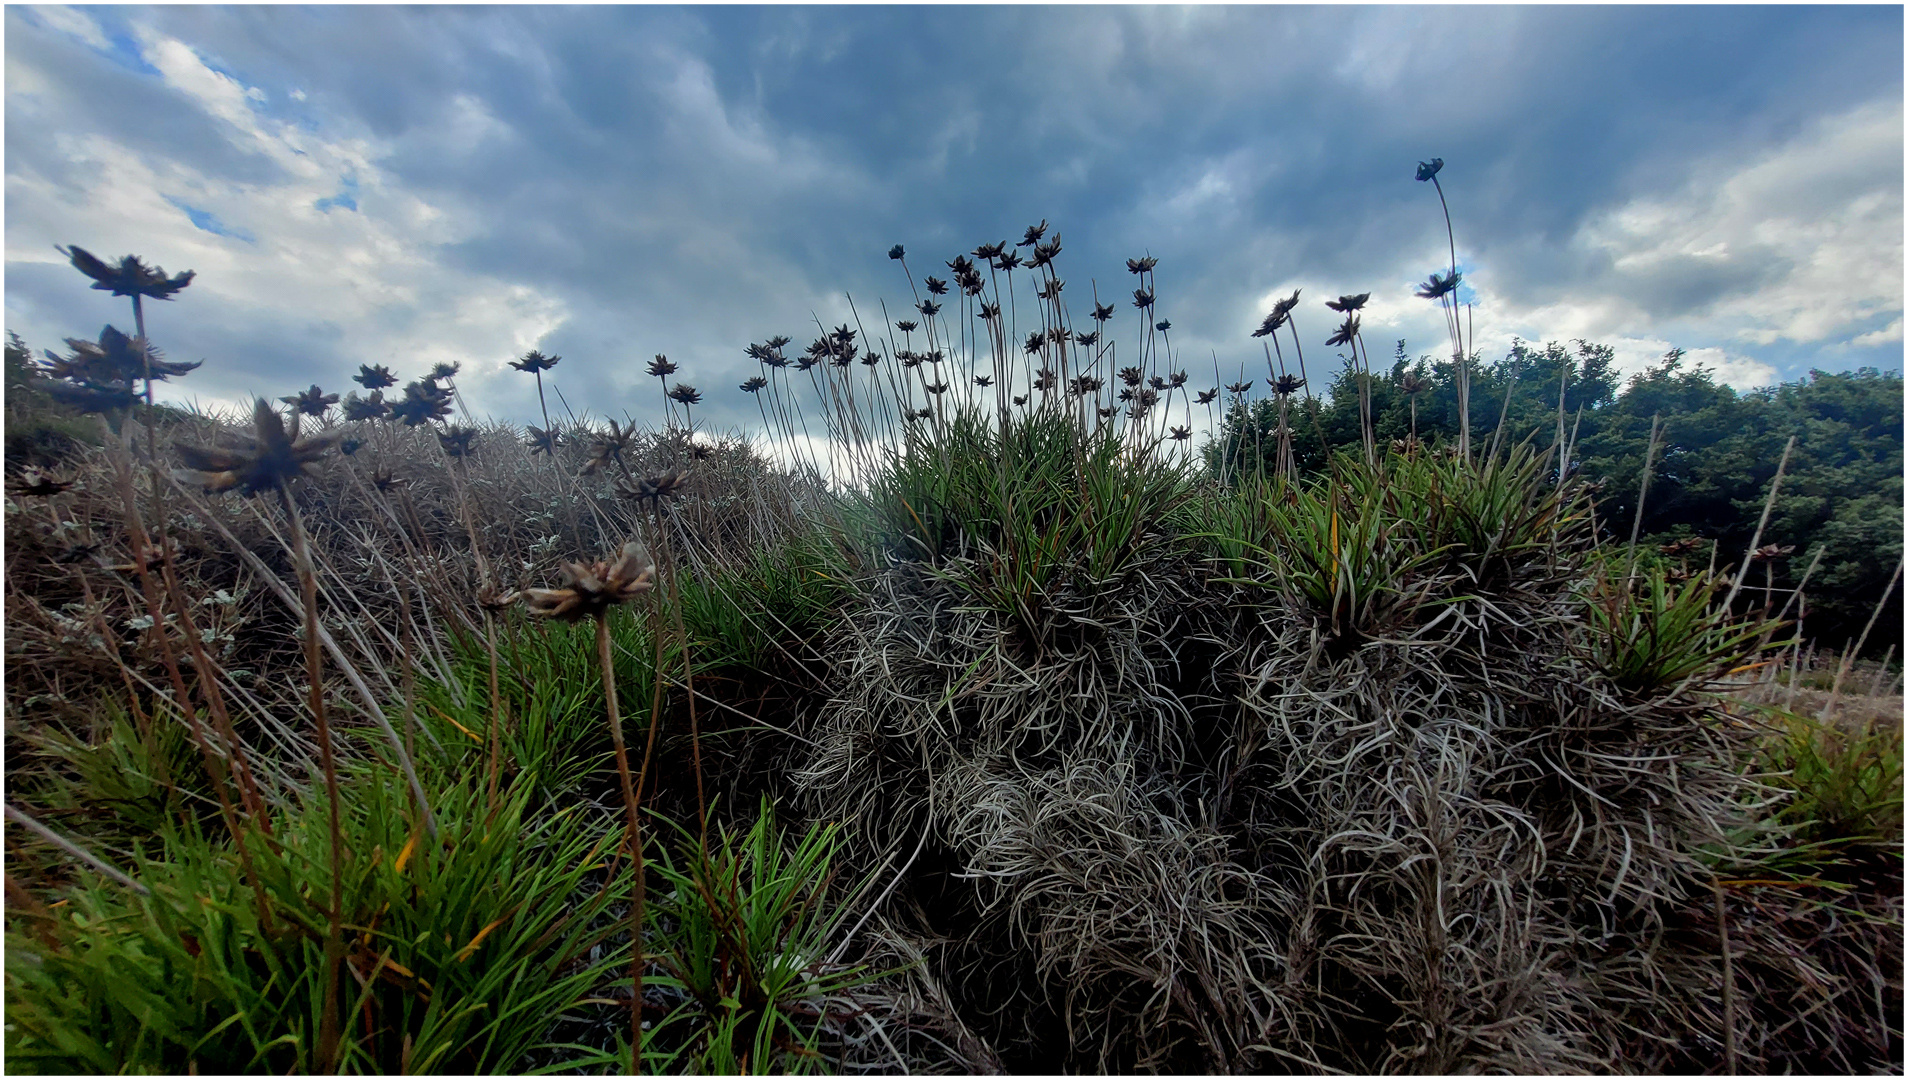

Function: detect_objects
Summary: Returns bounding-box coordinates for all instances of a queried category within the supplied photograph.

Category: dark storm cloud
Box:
[7,5,1899,434]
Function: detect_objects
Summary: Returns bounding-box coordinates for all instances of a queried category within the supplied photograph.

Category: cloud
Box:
[1573,99,1902,347]
[7,15,569,417]
[6,4,1899,445]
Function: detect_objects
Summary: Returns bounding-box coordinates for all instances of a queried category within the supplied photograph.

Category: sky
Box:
[5,4,1903,438]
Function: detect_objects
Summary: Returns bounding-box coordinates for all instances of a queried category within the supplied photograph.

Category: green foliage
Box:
[6,770,636,1074]
[1762,710,1905,861]
[1213,343,1902,656]
[1584,563,1772,695]
[1218,465,1442,643]
[676,538,841,670]
[4,331,106,468]
[21,706,206,840]
[647,801,883,1073]
[864,408,1198,624]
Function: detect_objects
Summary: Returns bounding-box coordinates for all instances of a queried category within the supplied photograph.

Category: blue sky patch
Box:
[314,176,359,213]
[167,198,254,243]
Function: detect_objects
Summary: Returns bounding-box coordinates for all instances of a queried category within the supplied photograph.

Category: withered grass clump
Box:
[794,436,1879,1072]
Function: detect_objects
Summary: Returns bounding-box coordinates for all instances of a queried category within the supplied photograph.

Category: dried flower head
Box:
[618,467,690,505]
[995,250,1023,271]
[525,425,562,456]
[974,241,1006,261]
[895,320,918,334]
[1097,406,1116,419]
[390,380,454,426]
[57,542,103,564]
[42,326,198,386]
[437,425,479,459]
[1272,290,1302,320]
[974,375,994,387]
[977,302,1001,320]
[1397,372,1430,396]
[354,364,398,389]
[583,419,637,475]
[647,354,678,379]
[1274,374,1306,396]
[427,362,461,383]
[1752,543,1797,562]
[1126,256,1158,275]
[1018,220,1048,247]
[341,391,389,422]
[917,300,941,318]
[1325,293,1370,313]
[1030,236,1062,266]
[1071,375,1103,395]
[1226,381,1253,394]
[1325,315,1360,348]
[176,399,340,495]
[478,584,521,612]
[1131,288,1154,309]
[1147,375,1168,392]
[740,375,768,393]
[1024,331,1046,354]
[512,350,561,374]
[924,276,949,296]
[1169,425,1192,441]
[888,244,906,261]
[1013,395,1028,407]
[1659,537,1704,557]
[668,384,702,407]
[521,541,656,623]
[9,468,75,498]
[1091,302,1116,323]
[924,381,949,395]
[1195,388,1219,405]
[1415,270,1462,301]
[1074,330,1099,348]
[1119,366,1144,387]
[281,384,339,417]
[1415,158,1444,182]
[1155,320,1172,333]
[58,246,195,301]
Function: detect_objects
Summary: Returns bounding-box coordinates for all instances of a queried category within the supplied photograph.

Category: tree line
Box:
[1211,340,1903,659]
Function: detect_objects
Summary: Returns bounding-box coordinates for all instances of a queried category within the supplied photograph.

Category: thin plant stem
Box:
[595,610,646,1076]
[1723,435,1796,611]
[276,485,344,1075]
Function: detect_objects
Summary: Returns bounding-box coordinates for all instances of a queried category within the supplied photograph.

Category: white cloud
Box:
[32,5,110,51]
[6,23,568,414]
[1852,317,1903,348]
[1574,98,1902,348]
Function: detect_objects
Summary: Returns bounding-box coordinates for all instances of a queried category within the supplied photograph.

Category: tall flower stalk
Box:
[522,543,657,1074]
[177,399,346,1070]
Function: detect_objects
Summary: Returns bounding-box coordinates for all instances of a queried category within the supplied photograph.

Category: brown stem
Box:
[596,612,645,1075]
[278,485,344,1074]
[108,425,274,926]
